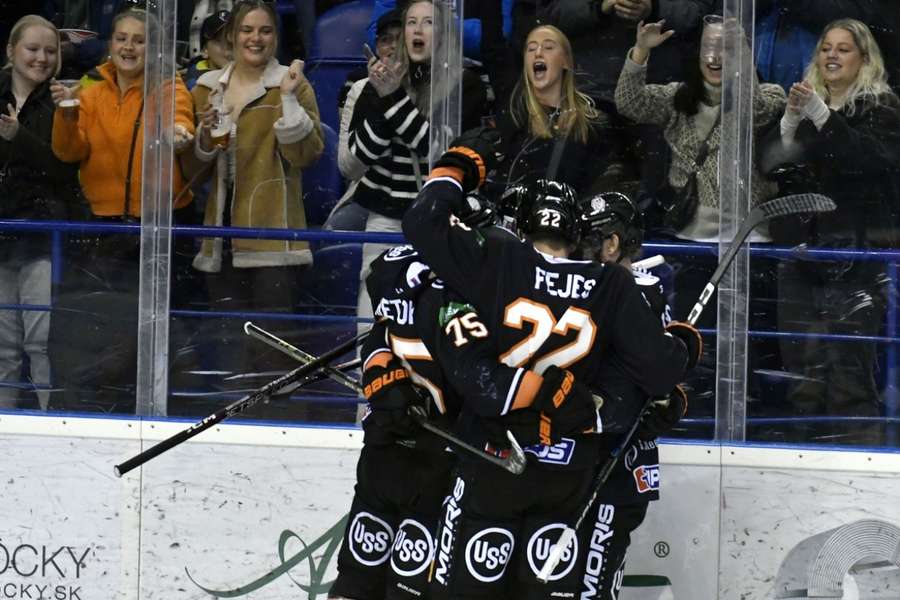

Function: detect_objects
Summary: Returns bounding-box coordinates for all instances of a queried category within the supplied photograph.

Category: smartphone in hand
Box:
[363,43,376,62]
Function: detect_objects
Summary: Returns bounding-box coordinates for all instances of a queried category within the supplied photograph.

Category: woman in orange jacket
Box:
[50,8,195,219]
[46,8,196,413]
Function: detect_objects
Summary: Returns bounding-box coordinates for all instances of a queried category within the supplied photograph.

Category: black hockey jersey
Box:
[402,177,690,474]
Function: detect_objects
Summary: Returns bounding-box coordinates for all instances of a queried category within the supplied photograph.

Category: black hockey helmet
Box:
[580,191,644,260]
[511,179,582,246]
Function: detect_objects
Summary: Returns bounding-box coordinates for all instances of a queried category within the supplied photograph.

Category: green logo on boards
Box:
[185,515,347,599]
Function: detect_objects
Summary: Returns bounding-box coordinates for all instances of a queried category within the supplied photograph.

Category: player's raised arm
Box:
[401,128,503,293]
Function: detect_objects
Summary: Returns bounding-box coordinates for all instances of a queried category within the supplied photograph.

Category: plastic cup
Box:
[60,98,80,122]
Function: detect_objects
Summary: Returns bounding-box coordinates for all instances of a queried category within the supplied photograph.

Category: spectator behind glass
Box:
[184,9,232,90]
[48,9,195,413]
[367,0,513,62]
[0,15,81,411]
[50,9,195,218]
[762,19,900,445]
[347,0,486,336]
[615,18,785,418]
[183,0,323,384]
[325,8,402,231]
[754,0,900,95]
[479,10,626,198]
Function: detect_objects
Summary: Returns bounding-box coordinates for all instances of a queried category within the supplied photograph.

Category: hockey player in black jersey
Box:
[329,237,601,600]
[400,132,702,600]
[574,191,691,598]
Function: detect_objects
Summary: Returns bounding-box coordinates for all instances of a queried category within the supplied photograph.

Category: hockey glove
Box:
[666,321,703,369]
[362,356,420,442]
[637,385,688,441]
[482,409,541,450]
[531,365,599,446]
[432,127,502,192]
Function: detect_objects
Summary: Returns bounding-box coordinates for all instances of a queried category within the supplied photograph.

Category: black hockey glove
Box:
[362,357,420,442]
[531,365,599,446]
[666,321,703,369]
[482,409,541,450]
[637,385,688,441]
[432,127,502,192]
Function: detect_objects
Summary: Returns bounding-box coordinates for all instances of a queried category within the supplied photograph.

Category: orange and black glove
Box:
[637,385,688,441]
[666,321,703,369]
[530,365,598,446]
[432,127,502,192]
[362,356,420,442]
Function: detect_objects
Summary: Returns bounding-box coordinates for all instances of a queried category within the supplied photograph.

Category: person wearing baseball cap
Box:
[184,9,231,89]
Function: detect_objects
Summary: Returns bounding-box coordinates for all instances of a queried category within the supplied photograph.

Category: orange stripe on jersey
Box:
[511,370,542,411]
[429,166,465,184]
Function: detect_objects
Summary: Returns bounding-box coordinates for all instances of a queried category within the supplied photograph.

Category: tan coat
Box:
[185,59,324,271]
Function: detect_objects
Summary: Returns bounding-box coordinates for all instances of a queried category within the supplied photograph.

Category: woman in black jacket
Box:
[0,15,81,410]
[479,1,626,199]
[763,18,900,445]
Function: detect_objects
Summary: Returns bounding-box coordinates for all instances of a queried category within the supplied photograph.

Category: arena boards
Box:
[0,414,897,600]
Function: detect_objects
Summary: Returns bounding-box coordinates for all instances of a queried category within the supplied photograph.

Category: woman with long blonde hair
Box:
[480,3,624,197]
[767,18,900,444]
[345,0,487,339]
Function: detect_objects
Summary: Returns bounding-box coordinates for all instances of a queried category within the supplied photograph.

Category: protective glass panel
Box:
[747,0,900,448]
[0,6,152,414]
[164,1,372,425]
[427,0,464,166]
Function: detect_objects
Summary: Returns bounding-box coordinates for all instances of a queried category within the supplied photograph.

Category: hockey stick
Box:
[408,406,528,475]
[244,321,361,392]
[245,323,529,474]
[685,193,835,325]
[113,329,369,477]
[631,254,665,270]
[536,193,836,581]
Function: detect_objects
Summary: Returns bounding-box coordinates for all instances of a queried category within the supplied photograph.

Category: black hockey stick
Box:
[244,321,362,392]
[685,193,835,326]
[113,329,370,477]
[408,406,527,474]
[537,193,836,581]
[245,323,529,474]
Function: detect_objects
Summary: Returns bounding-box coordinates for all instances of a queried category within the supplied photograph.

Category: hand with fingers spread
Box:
[280,59,306,96]
[632,20,675,65]
[0,104,19,142]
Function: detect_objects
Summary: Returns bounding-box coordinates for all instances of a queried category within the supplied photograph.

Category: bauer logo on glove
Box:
[363,366,409,399]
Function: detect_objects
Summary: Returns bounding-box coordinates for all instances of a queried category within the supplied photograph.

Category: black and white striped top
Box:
[347,69,487,219]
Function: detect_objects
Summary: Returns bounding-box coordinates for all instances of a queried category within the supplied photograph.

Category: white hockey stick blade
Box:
[537,527,576,583]
[632,254,665,270]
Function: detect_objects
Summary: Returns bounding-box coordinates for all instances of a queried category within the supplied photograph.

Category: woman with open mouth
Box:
[344,0,487,339]
[478,2,625,203]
